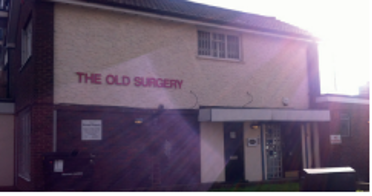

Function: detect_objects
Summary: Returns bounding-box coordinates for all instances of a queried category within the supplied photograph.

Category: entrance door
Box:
[281,123,302,178]
[265,124,283,179]
[224,122,245,183]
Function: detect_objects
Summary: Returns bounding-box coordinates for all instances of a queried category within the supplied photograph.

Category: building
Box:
[0,0,14,189]
[316,87,369,182]
[0,0,332,191]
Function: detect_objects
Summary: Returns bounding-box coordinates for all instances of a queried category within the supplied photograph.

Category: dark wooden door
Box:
[224,122,245,183]
[281,123,302,177]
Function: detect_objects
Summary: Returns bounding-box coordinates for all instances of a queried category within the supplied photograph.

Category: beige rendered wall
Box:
[54,4,310,110]
[243,122,263,181]
[0,114,14,186]
[200,122,225,183]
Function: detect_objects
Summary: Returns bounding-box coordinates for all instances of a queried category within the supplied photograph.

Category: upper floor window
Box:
[339,113,350,137]
[21,19,32,66]
[198,30,240,60]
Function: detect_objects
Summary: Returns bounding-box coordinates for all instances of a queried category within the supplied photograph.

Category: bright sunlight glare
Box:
[189,0,371,95]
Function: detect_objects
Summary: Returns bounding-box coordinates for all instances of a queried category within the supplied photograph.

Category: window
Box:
[0,0,9,11]
[18,110,31,181]
[339,113,350,137]
[198,30,240,60]
[4,49,8,65]
[21,19,32,66]
[0,28,3,42]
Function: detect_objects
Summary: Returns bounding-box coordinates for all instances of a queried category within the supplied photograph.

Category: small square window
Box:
[339,113,350,137]
[198,30,240,60]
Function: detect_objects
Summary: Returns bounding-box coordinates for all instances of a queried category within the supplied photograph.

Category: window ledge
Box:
[19,56,31,72]
[196,55,243,64]
[18,174,31,182]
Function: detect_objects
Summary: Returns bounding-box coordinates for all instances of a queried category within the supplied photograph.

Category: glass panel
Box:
[217,34,225,58]
[227,35,239,59]
[198,31,211,56]
[340,113,350,136]
[265,124,283,179]
[212,33,225,58]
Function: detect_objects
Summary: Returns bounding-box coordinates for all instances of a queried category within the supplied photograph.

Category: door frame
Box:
[223,122,245,183]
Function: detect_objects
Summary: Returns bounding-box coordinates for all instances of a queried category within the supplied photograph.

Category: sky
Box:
[189,0,371,95]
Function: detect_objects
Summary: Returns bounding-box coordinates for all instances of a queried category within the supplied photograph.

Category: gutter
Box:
[44,0,316,43]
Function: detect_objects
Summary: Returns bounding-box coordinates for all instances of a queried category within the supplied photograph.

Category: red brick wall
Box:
[13,0,54,190]
[54,105,201,190]
[317,102,369,182]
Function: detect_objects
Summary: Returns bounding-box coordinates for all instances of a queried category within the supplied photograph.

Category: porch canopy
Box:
[198,108,330,122]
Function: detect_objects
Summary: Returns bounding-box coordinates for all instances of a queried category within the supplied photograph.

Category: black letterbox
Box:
[300,167,356,191]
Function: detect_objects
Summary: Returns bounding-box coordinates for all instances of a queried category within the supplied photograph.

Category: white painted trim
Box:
[306,123,312,168]
[0,11,8,17]
[304,167,355,174]
[198,109,211,122]
[198,108,330,122]
[53,110,57,152]
[211,108,272,122]
[200,122,226,183]
[0,102,14,114]
[312,123,321,168]
[262,124,267,180]
[301,124,307,169]
[316,96,369,105]
[44,0,316,43]
[272,110,330,121]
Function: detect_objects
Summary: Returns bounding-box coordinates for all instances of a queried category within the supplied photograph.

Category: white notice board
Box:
[82,120,102,140]
[330,134,342,144]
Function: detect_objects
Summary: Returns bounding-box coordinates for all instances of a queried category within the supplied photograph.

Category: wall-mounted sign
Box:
[54,160,64,172]
[76,72,183,89]
[82,120,102,141]
[247,138,259,147]
[330,134,342,144]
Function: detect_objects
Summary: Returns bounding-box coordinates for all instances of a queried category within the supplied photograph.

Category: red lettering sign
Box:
[76,72,101,84]
[76,72,182,89]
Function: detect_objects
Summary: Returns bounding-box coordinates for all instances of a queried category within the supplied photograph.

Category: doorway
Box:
[224,122,245,183]
[265,124,283,179]
[281,123,302,179]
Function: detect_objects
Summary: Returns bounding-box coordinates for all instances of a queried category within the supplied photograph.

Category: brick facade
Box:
[53,105,200,190]
[5,0,344,191]
[13,0,54,190]
[317,101,369,182]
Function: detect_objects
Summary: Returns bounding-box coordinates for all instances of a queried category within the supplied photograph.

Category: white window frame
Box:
[4,49,8,65]
[339,113,350,137]
[21,19,32,66]
[197,29,241,61]
[18,110,31,181]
